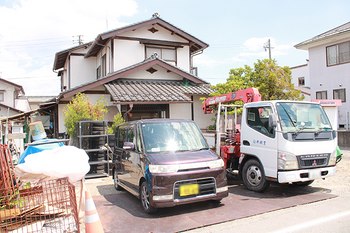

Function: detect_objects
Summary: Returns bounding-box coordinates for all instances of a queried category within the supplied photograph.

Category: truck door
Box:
[241,104,278,178]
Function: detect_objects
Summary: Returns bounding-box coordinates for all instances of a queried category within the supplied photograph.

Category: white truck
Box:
[202,88,338,192]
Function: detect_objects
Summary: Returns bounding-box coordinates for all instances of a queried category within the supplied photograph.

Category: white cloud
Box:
[0,0,139,95]
[231,37,294,62]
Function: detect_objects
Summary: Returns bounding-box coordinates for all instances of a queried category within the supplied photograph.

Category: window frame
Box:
[145,46,177,65]
[316,91,327,99]
[246,106,275,138]
[101,54,106,77]
[333,88,346,102]
[326,41,350,66]
[0,91,4,102]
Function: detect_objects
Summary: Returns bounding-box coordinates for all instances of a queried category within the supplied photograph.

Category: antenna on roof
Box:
[152,13,159,18]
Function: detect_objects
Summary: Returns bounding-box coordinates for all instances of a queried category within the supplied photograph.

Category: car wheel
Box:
[113,169,123,191]
[242,159,270,192]
[140,181,157,214]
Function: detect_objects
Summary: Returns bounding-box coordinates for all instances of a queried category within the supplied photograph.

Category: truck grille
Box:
[297,154,330,169]
[173,178,216,200]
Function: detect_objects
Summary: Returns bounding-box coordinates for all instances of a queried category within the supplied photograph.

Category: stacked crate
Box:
[77,121,110,178]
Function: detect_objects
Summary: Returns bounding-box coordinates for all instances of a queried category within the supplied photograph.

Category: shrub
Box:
[63,93,108,138]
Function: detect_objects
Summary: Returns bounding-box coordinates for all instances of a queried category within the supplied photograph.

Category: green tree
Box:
[108,113,125,134]
[63,93,109,138]
[211,59,303,101]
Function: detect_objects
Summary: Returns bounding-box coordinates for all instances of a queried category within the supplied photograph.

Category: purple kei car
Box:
[112,119,228,213]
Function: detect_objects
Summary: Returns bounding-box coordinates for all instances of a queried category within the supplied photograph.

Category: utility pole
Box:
[263,39,273,59]
[73,35,84,45]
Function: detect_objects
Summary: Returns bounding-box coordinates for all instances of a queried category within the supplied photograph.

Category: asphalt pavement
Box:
[85,148,350,233]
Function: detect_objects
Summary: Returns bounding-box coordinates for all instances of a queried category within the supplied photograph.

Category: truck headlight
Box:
[278,151,298,170]
[328,149,337,166]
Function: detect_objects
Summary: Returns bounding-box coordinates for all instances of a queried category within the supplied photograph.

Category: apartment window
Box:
[298,77,305,86]
[146,46,176,65]
[101,54,106,77]
[327,41,350,66]
[316,91,327,99]
[333,88,346,102]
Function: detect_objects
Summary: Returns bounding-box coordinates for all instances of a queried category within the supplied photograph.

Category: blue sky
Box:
[0,0,349,95]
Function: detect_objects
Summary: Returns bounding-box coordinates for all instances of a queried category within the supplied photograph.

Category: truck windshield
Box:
[141,121,208,153]
[276,102,332,133]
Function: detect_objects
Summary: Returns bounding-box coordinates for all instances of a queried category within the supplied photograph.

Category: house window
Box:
[0,92,4,102]
[298,77,305,86]
[101,54,106,77]
[146,46,176,65]
[96,66,101,79]
[316,91,327,99]
[327,41,350,66]
[333,88,346,102]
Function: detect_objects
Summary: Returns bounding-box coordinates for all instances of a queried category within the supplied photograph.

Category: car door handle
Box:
[243,140,250,146]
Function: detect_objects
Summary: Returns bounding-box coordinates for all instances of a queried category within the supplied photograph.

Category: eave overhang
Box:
[57,57,210,100]
[85,16,208,58]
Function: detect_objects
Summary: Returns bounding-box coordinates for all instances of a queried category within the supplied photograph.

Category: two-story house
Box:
[50,14,214,136]
[0,78,29,118]
[294,21,350,129]
[290,60,311,101]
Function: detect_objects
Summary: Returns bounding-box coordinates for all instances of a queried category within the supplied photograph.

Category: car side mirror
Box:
[123,142,135,150]
[269,113,278,128]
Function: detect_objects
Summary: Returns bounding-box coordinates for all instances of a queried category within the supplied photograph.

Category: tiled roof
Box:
[104,79,213,103]
[295,21,350,49]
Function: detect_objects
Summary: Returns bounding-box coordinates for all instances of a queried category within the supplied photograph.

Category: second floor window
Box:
[101,54,106,77]
[327,41,350,66]
[298,77,305,86]
[146,46,176,65]
[333,88,346,102]
[316,91,327,99]
[96,66,101,79]
[0,92,4,101]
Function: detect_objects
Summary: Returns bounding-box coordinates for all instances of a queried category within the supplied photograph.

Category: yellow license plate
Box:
[179,184,199,196]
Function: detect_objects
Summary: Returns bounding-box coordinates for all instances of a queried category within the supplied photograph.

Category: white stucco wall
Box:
[170,103,191,120]
[308,39,350,127]
[113,39,144,71]
[124,64,183,80]
[70,56,96,88]
[290,63,310,88]
[1,81,15,107]
[192,95,215,129]
[113,24,190,72]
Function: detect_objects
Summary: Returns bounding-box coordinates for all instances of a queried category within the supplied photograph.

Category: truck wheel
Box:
[242,159,270,192]
[140,181,158,214]
[113,169,123,191]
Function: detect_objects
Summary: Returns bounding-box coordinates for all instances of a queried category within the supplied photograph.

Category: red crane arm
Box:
[202,87,261,114]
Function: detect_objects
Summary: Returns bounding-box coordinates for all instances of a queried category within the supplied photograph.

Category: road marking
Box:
[272,210,350,233]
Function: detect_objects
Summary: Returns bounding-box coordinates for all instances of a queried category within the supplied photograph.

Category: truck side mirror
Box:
[123,142,135,150]
[269,113,278,128]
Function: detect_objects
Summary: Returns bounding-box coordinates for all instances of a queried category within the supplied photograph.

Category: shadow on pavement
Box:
[92,181,337,233]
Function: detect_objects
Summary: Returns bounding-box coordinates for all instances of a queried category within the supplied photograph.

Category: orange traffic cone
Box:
[85,190,104,233]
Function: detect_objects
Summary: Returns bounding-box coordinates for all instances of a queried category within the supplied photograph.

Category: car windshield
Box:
[276,102,332,133]
[141,121,208,153]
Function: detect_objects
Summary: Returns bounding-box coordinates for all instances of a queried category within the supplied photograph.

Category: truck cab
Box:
[240,100,337,191]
